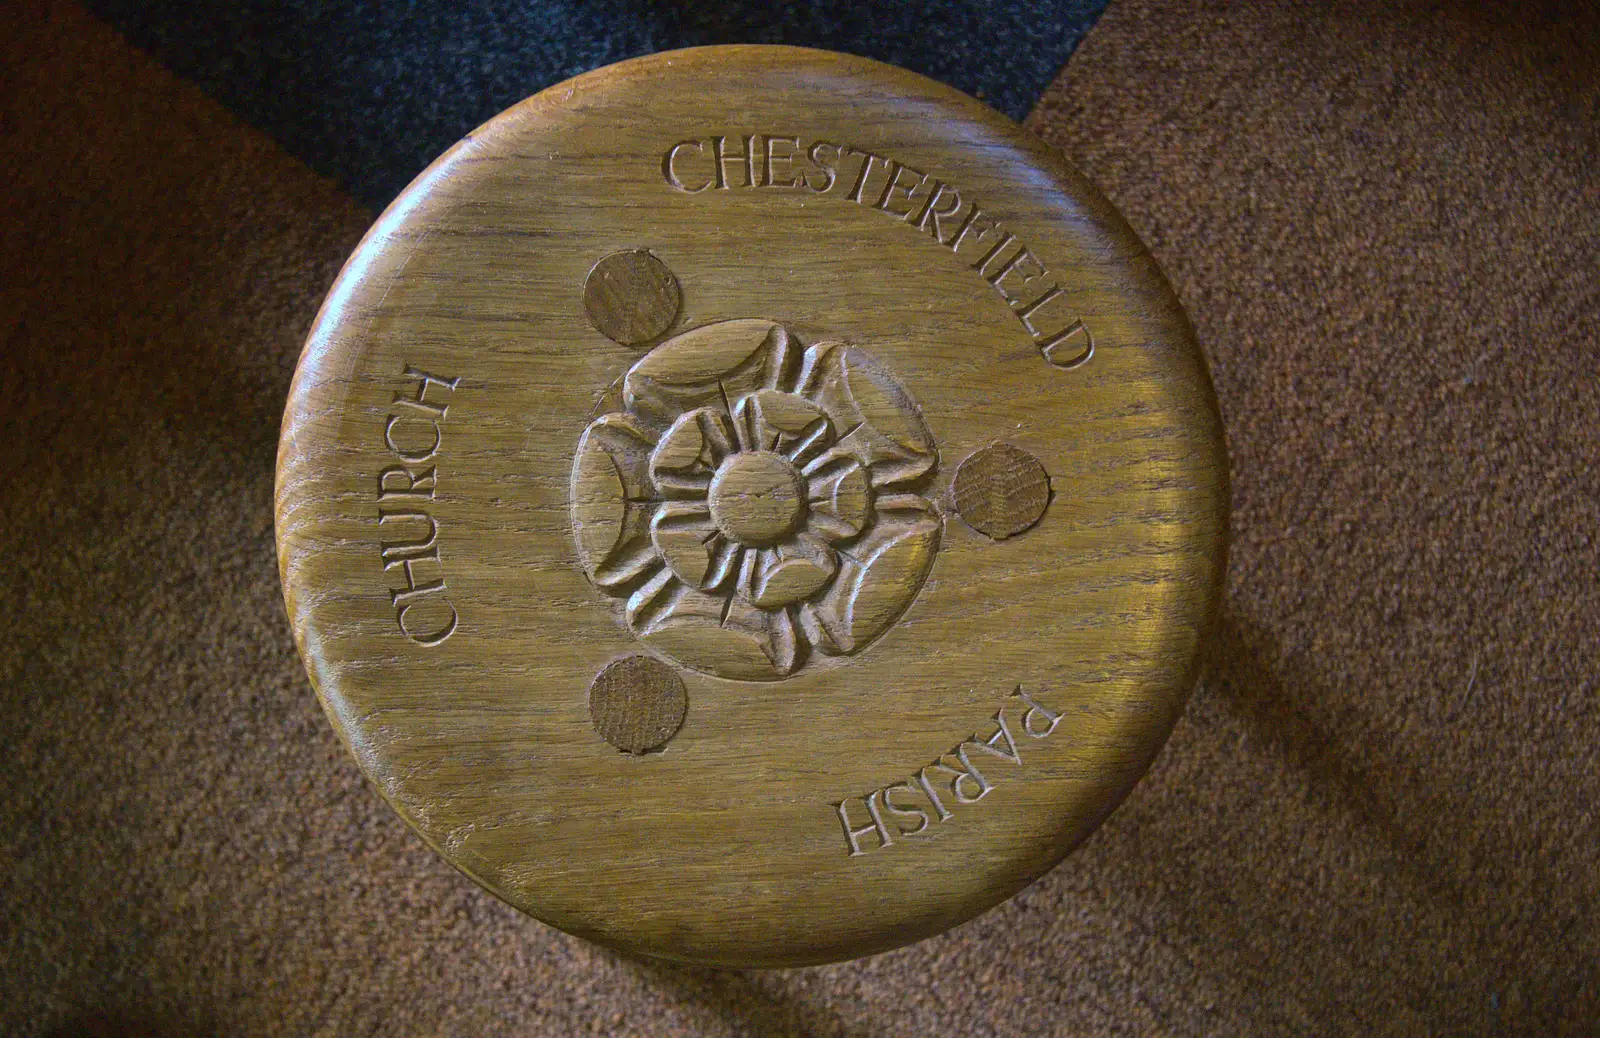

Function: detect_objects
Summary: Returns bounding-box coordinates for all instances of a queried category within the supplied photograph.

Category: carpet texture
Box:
[80,0,1107,210]
[3,0,1598,1035]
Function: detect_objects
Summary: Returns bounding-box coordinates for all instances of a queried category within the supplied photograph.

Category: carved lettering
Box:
[837,687,1067,856]
[662,139,711,193]
[377,464,436,501]
[1037,318,1094,370]
[986,247,1048,304]
[806,141,842,193]
[1014,282,1067,334]
[378,365,460,646]
[968,706,1023,765]
[387,554,445,606]
[913,182,962,238]
[873,161,928,217]
[880,782,932,836]
[383,414,441,463]
[1017,687,1064,738]
[384,535,457,646]
[396,592,458,646]
[843,149,888,204]
[392,365,461,417]
[378,509,440,564]
[660,134,1097,367]
[914,768,955,823]
[927,744,995,804]
[762,135,802,189]
[837,793,894,856]
[970,232,1020,279]
[711,134,757,190]
[937,204,982,253]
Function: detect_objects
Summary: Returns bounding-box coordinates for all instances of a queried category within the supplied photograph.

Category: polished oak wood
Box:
[276,45,1228,967]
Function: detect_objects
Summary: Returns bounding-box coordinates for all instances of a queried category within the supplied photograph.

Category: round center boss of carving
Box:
[709,450,805,545]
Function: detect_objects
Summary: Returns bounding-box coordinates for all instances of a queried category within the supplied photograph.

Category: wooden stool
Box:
[276,45,1227,967]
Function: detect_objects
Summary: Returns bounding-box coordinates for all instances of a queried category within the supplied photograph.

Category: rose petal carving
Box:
[650,407,733,498]
[571,413,658,587]
[574,317,941,680]
[747,387,830,454]
[748,538,838,609]
[805,459,871,541]
[797,342,936,487]
[799,498,941,656]
[650,501,724,589]
[840,348,935,456]
[627,567,798,680]
[625,319,794,423]
[572,439,626,567]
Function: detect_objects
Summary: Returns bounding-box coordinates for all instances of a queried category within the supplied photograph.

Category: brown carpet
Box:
[4,0,1597,1034]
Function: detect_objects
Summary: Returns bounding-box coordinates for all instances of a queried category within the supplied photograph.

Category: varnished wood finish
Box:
[276,45,1228,967]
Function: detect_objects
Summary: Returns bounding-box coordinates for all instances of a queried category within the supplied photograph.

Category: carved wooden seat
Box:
[275,45,1227,967]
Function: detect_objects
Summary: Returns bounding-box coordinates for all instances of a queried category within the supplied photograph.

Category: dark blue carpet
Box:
[82,0,1108,210]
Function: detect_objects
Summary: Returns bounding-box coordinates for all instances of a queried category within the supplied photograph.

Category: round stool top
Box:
[276,45,1227,967]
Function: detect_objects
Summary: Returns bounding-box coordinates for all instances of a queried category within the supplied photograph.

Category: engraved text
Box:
[835,686,1064,857]
[662,134,1094,370]
[379,365,461,646]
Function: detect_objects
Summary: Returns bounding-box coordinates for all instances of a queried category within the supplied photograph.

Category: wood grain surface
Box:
[952,442,1053,539]
[275,45,1228,967]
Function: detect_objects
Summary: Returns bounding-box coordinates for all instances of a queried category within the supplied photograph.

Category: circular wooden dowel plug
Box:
[584,249,681,345]
[588,655,688,754]
[953,442,1052,540]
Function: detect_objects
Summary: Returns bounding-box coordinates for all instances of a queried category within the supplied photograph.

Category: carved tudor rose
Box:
[571,319,942,680]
